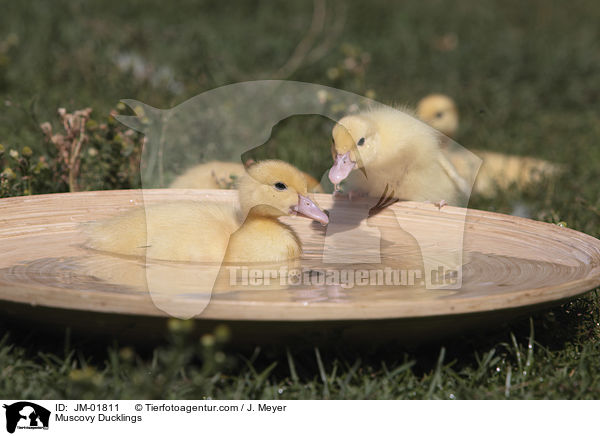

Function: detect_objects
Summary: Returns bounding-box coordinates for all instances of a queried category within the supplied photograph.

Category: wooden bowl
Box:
[1,190,599,345]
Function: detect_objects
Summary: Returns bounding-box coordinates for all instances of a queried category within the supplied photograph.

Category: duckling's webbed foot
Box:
[429,199,448,210]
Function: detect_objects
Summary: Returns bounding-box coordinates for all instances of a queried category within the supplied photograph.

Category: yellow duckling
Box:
[328,107,468,206]
[85,160,329,264]
[169,160,324,193]
[417,94,563,196]
[169,161,246,190]
[416,94,459,142]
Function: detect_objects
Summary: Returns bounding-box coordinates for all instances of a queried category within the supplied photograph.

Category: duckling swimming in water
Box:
[85,160,329,264]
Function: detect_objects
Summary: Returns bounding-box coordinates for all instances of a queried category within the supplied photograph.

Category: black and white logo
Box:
[3,402,50,434]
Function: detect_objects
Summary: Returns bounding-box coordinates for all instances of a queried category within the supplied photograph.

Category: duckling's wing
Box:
[84,200,242,319]
[142,201,239,262]
[84,201,240,262]
[83,207,149,257]
[436,152,470,197]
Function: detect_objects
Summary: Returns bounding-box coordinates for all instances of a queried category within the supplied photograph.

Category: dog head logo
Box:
[113,80,480,318]
[3,402,50,434]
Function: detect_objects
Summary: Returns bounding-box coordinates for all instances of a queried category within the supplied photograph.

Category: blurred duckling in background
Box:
[416,94,458,146]
[170,161,247,189]
[170,160,324,193]
[86,160,328,264]
[417,94,563,197]
[328,106,469,206]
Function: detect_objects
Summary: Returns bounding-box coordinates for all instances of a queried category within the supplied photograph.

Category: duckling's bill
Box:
[329,151,356,186]
[291,194,329,226]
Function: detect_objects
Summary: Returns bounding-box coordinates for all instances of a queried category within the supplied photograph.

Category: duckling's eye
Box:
[274,182,287,191]
[357,137,365,146]
[435,111,444,119]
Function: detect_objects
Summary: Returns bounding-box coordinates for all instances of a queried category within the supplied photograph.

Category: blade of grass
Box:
[314,347,330,398]
[286,348,299,384]
[427,347,445,399]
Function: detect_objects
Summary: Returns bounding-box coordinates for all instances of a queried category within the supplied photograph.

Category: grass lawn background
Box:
[0,0,599,399]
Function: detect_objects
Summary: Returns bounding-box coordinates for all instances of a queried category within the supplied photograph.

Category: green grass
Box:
[1,0,600,399]
[2,301,600,399]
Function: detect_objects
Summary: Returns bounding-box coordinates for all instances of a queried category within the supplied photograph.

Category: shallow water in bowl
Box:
[1,190,599,320]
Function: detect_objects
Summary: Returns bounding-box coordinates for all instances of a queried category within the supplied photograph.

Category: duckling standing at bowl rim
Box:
[169,160,324,193]
[328,107,469,206]
[85,160,329,265]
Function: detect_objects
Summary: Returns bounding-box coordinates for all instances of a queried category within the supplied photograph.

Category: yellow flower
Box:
[167,318,194,334]
[85,119,98,130]
[214,324,231,343]
[316,90,329,104]
[327,67,340,80]
[118,347,135,362]
[1,168,15,179]
[134,105,145,117]
[201,334,215,347]
[68,367,103,386]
